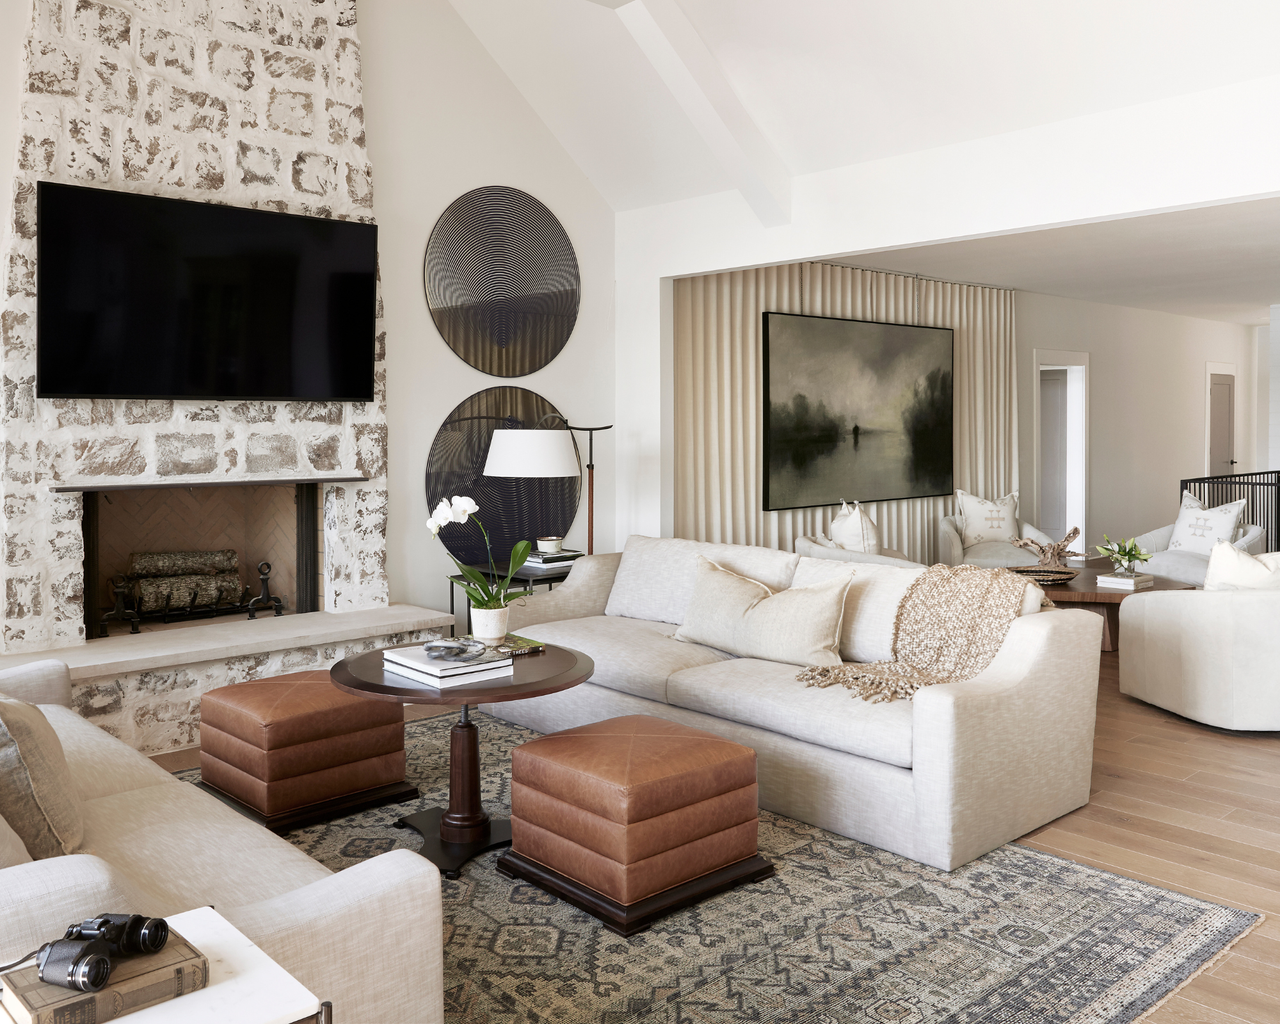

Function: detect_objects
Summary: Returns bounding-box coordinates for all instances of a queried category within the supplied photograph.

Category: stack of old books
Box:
[0,931,207,1024]
[1095,572,1154,590]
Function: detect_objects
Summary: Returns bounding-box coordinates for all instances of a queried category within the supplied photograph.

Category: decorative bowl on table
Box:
[1008,566,1079,585]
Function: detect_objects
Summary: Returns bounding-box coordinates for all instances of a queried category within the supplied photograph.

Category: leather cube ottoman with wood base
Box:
[199,671,418,832]
[496,715,774,935]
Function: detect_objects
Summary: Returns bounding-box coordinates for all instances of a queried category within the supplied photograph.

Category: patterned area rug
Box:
[180,714,1258,1023]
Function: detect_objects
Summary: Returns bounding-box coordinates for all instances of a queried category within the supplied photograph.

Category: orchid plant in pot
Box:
[427,496,532,644]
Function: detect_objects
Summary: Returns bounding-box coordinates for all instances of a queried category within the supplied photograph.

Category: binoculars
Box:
[35,913,169,992]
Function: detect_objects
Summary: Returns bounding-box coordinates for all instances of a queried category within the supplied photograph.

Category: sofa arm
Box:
[0,855,172,962]
[1018,520,1055,546]
[222,850,443,1024]
[938,517,963,566]
[507,552,622,631]
[911,609,1102,869]
[0,660,72,707]
[1120,590,1280,729]
[1133,523,1174,554]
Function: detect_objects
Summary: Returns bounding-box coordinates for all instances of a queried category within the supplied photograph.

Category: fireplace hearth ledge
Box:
[0,604,451,680]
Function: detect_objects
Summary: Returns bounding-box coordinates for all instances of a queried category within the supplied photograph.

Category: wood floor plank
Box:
[1228,932,1280,968]
[1176,975,1280,1024]
[1093,761,1280,818]
[1144,996,1255,1024]
[1210,952,1280,999]
[1089,790,1280,857]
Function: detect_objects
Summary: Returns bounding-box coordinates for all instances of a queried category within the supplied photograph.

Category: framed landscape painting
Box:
[762,312,954,511]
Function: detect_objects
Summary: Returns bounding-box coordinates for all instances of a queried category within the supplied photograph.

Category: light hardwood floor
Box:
[150,655,1278,1019]
[1018,651,1280,1022]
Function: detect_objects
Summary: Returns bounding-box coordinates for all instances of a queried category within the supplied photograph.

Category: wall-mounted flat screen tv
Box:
[37,181,377,401]
[762,311,954,511]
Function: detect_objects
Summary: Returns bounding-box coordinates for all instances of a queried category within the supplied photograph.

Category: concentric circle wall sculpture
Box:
[424,186,580,377]
[425,387,582,566]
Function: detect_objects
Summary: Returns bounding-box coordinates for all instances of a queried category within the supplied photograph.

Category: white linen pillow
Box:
[1168,490,1246,557]
[673,557,849,667]
[954,490,1019,548]
[1203,541,1280,591]
[829,500,880,554]
[792,557,1041,663]
[0,697,82,858]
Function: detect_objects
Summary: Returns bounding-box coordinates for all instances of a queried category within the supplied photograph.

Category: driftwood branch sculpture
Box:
[1012,527,1081,568]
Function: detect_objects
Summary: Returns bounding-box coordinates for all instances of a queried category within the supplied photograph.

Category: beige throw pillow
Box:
[674,557,850,667]
[829,500,880,554]
[955,490,1019,548]
[0,811,32,868]
[1168,491,1247,557]
[0,697,83,858]
[1203,541,1280,591]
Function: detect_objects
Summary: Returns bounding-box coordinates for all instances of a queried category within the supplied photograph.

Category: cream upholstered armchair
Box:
[938,516,1054,568]
[1132,522,1265,588]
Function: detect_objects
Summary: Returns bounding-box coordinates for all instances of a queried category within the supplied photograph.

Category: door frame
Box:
[1032,349,1089,547]
[1205,361,1237,476]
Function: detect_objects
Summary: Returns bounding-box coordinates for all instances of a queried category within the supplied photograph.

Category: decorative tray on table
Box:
[1008,566,1080,585]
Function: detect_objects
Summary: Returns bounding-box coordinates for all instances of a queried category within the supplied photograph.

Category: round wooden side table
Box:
[330,643,593,877]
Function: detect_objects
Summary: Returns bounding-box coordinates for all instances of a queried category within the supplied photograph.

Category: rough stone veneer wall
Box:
[78,625,443,752]
[0,0,389,653]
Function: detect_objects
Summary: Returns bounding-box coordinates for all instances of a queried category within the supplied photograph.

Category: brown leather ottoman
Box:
[496,715,774,934]
[199,671,418,831]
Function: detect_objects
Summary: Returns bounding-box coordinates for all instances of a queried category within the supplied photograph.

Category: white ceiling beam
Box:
[610,0,791,226]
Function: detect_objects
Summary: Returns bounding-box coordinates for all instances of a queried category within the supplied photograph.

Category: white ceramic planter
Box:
[470,606,510,645]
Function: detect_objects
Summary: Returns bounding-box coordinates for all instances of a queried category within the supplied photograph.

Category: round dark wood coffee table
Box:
[330,643,593,877]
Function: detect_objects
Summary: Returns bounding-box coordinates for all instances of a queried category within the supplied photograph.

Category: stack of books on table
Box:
[1095,572,1154,590]
[521,549,584,574]
[383,641,518,688]
[1,930,207,1024]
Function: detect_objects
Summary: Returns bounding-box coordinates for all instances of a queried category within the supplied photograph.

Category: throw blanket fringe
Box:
[799,564,1031,703]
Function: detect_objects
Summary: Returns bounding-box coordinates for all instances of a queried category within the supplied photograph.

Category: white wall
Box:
[1016,291,1255,547]
[359,0,616,617]
[613,74,1280,544]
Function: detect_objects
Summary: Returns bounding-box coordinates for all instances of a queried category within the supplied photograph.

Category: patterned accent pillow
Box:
[1167,491,1246,557]
[829,500,880,554]
[954,490,1019,549]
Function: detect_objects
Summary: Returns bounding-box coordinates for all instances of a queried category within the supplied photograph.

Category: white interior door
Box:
[1039,369,1068,540]
[1209,373,1236,476]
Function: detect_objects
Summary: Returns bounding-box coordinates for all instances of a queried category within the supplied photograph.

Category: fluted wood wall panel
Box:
[673,262,1018,564]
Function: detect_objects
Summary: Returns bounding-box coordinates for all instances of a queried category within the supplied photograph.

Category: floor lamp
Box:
[483,420,612,554]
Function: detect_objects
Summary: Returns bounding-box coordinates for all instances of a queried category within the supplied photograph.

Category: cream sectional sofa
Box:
[490,536,1103,871]
[0,661,443,1024]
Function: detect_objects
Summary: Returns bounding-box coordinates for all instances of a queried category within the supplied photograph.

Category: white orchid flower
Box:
[450,496,479,522]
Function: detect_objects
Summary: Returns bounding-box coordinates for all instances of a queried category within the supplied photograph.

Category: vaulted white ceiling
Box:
[448,0,1280,321]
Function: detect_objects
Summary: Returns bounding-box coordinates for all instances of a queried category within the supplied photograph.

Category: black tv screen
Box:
[37,181,377,401]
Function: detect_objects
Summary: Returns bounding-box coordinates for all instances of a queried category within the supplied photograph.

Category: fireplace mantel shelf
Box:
[0,604,452,680]
[50,475,369,493]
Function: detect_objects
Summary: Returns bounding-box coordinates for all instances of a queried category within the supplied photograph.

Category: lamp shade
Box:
[483,429,579,478]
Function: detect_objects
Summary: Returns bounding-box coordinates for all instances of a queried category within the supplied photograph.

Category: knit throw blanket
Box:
[799,564,1032,703]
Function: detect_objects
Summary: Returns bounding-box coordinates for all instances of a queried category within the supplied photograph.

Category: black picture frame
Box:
[762,311,954,512]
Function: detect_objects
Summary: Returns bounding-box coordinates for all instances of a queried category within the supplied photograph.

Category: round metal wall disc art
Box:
[425,387,581,566]
[424,186,580,377]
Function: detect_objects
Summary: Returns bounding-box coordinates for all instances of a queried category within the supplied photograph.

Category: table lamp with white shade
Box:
[483,417,612,554]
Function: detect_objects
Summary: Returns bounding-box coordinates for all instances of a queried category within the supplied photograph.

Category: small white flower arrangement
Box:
[1095,535,1151,576]
[427,496,532,610]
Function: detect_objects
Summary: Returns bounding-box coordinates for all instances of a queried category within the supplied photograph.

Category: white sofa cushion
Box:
[79,783,331,911]
[961,540,1040,568]
[1168,490,1246,557]
[42,705,179,803]
[1145,550,1214,587]
[666,658,915,768]
[674,557,849,667]
[605,536,799,625]
[514,615,733,702]
[1203,541,1280,591]
[829,500,880,554]
[792,557,1042,664]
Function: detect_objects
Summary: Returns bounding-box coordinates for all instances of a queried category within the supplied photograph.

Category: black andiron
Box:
[99,550,286,637]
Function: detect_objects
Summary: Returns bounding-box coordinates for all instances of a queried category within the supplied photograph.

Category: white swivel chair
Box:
[1131,522,1266,588]
[1121,588,1280,729]
[938,516,1055,568]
